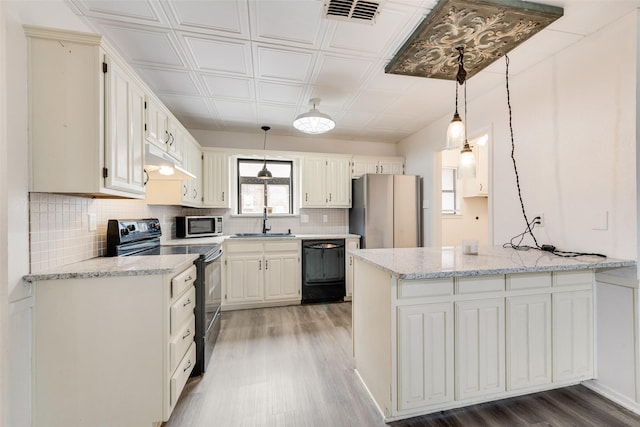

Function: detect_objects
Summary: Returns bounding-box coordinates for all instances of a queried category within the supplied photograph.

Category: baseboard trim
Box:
[582,380,640,415]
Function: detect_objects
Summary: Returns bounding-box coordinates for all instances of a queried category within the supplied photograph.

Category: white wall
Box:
[190,129,399,157]
[399,11,637,260]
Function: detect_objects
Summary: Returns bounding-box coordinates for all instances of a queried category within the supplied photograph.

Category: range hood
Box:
[144,143,196,181]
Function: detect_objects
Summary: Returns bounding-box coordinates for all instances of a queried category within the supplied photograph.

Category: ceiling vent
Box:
[324,0,381,24]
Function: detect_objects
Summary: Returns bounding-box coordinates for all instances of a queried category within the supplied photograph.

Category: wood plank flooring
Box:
[164,302,640,427]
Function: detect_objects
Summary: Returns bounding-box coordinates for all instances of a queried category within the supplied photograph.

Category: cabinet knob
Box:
[329,193,332,202]
[222,191,225,201]
[183,329,191,339]
[183,185,187,196]
[184,275,192,282]
[265,260,268,270]
[380,165,384,173]
[259,260,262,270]
[183,359,192,372]
[183,298,192,307]
[165,130,170,144]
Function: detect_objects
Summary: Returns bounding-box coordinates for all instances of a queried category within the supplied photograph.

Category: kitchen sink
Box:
[230,232,296,238]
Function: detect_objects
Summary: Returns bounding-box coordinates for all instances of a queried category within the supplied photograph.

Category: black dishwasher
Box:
[302,239,345,303]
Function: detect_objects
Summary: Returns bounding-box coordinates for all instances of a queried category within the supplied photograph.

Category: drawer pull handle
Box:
[183,359,192,372]
[184,275,193,282]
[183,298,192,307]
[183,329,191,339]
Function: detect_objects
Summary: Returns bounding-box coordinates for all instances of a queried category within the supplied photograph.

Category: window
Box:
[237,159,293,214]
[442,167,459,215]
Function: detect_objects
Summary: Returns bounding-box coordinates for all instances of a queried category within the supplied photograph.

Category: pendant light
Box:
[257,126,272,180]
[457,53,476,179]
[293,98,335,134]
[446,47,467,149]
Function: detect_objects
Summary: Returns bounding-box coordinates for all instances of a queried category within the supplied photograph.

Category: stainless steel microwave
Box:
[176,216,223,238]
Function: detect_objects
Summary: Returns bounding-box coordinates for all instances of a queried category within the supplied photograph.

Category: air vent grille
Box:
[324,0,381,24]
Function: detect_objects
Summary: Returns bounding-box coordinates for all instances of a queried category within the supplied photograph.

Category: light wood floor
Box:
[164,302,640,427]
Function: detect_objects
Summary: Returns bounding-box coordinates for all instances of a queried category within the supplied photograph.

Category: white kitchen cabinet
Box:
[144,97,183,163]
[455,298,505,400]
[31,261,196,426]
[397,302,454,411]
[506,294,552,390]
[553,289,593,381]
[301,155,351,208]
[463,142,488,197]
[181,136,202,207]
[26,26,145,198]
[351,156,405,178]
[223,240,301,309]
[345,237,360,300]
[203,150,230,208]
[104,55,146,195]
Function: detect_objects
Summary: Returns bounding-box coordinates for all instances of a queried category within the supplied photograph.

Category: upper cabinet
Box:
[301,155,351,208]
[202,150,230,208]
[144,97,184,164]
[463,142,488,197]
[352,156,404,178]
[26,26,146,198]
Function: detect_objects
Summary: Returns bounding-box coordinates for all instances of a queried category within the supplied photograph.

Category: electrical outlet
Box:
[323,215,328,223]
[535,213,544,227]
[88,213,97,231]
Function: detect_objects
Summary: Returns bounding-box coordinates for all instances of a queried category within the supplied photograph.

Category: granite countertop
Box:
[24,254,199,282]
[350,246,636,280]
[171,233,359,243]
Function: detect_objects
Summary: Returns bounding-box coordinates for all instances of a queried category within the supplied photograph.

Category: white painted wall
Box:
[399,11,637,261]
[190,129,398,157]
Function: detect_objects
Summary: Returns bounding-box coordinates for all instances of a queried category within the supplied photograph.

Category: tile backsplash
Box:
[29,193,348,273]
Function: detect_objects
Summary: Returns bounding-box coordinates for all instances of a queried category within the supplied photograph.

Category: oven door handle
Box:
[205,248,223,263]
[308,243,343,250]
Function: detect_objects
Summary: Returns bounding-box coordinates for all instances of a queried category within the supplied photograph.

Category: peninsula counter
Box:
[349,246,635,422]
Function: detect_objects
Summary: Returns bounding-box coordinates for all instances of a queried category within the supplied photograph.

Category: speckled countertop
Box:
[24,254,198,282]
[163,234,360,245]
[350,246,636,280]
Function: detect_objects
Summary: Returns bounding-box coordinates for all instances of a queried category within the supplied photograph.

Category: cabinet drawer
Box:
[456,275,504,294]
[554,270,593,288]
[224,242,264,254]
[506,272,551,291]
[169,315,195,374]
[170,286,195,334]
[170,342,196,408]
[264,241,301,252]
[398,278,453,299]
[172,264,196,298]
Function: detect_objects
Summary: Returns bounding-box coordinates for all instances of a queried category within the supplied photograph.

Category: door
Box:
[553,290,593,381]
[203,151,229,208]
[225,255,263,303]
[326,156,351,207]
[264,253,300,300]
[301,156,327,207]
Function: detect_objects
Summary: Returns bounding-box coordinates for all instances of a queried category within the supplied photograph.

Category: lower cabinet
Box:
[397,302,454,411]
[391,270,593,420]
[455,298,505,400]
[223,240,301,309]
[506,294,552,390]
[31,261,197,427]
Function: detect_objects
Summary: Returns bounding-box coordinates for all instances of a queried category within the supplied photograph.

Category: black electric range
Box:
[106,219,222,377]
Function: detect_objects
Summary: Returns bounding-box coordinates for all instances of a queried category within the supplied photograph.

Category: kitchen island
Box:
[350,245,635,422]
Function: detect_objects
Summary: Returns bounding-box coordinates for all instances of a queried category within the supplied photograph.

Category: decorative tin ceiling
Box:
[385,0,564,80]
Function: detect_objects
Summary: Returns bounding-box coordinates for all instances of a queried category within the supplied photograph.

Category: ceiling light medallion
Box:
[293,98,335,135]
[257,126,273,180]
[385,0,563,80]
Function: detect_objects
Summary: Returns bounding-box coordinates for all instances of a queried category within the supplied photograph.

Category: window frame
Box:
[441,167,460,215]
[236,158,294,215]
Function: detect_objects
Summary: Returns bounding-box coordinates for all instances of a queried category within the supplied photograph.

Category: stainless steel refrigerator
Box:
[349,174,422,248]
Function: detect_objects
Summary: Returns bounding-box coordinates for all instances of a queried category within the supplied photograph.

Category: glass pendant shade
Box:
[446,112,465,149]
[458,141,476,179]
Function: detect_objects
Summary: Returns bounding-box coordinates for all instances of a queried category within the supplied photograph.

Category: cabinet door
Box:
[345,238,359,299]
[455,298,505,400]
[506,294,552,390]
[104,57,145,195]
[264,253,300,300]
[145,97,169,150]
[203,151,230,208]
[378,159,404,175]
[326,157,351,207]
[191,144,202,206]
[224,255,263,303]
[553,290,593,381]
[351,158,378,178]
[301,156,327,207]
[397,302,454,411]
[167,119,183,163]
[463,143,488,197]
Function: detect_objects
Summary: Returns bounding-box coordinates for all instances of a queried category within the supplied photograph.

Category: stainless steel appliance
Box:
[302,239,345,303]
[349,174,422,248]
[176,215,223,238]
[106,218,222,377]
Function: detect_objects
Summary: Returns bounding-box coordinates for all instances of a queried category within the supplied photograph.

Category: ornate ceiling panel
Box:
[385,0,564,80]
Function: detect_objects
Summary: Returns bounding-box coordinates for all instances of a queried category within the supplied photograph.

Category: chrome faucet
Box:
[262,207,271,234]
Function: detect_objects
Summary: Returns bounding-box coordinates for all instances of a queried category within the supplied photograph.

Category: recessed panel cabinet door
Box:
[203,151,230,208]
[455,298,505,400]
[264,254,300,300]
[225,255,263,303]
[553,290,593,381]
[506,294,552,390]
[104,56,145,195]
[397,302,453,411]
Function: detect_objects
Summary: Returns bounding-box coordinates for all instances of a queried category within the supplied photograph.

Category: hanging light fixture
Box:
[293,98,335,134]
[447,47,466,149]
[456,48,476,179]
[257,126,272,180]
